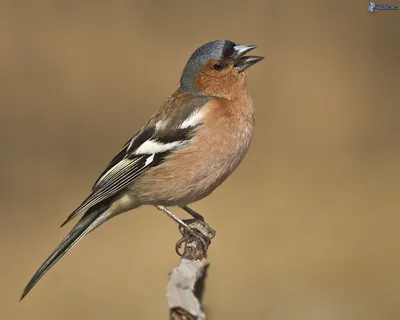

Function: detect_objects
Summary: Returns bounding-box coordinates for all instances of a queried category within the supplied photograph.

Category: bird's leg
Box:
[180,205,205,221]
[156,206,195,232]
[156,206,211,255]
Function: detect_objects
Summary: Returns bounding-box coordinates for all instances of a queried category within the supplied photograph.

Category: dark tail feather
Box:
[20,202,110,301]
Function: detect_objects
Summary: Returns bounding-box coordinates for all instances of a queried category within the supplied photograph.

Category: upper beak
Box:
[232,44,264,72]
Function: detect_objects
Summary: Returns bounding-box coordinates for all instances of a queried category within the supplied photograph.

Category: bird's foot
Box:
[175,219,216,256]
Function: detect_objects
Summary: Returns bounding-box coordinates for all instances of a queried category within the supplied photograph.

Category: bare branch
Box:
[167,219,216,320]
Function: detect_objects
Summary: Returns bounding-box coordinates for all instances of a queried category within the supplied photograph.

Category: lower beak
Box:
[232,44,264,72]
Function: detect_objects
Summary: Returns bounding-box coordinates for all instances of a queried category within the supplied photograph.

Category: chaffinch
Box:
[21,40,264,300]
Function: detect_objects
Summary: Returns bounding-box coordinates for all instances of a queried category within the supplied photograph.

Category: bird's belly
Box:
[131,128,253,206]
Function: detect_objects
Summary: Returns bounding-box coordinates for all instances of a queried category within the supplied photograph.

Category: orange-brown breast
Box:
[131,87,255,206]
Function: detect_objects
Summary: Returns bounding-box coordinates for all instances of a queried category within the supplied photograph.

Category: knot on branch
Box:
[176,219,216,257]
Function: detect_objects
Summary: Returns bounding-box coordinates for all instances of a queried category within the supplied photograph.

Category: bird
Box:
[20,39,264,300]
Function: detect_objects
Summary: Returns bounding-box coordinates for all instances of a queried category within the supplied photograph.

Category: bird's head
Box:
[180,40,264,99]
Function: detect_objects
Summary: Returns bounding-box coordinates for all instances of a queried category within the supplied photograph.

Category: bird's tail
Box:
[20,201,110,301]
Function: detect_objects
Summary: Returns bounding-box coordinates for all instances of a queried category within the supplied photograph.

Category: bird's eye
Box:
[212,63,227,71]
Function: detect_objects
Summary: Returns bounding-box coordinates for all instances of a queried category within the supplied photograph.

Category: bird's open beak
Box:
[232,44,264,72]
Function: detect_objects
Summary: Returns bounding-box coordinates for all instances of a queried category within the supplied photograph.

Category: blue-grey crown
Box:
[180,40,236,94]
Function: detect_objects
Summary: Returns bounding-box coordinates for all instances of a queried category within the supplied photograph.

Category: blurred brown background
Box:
[1,0,399,319]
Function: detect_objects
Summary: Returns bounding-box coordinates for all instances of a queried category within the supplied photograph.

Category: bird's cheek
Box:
[195,74,215,94]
